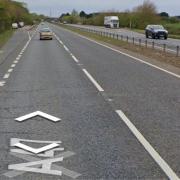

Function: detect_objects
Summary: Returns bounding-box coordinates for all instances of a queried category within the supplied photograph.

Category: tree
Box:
[79,11,87,18]
[133,0,160,28]
[159,12,169,18]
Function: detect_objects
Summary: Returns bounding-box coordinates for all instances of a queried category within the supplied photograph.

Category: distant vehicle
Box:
[12,23,18,29]
[145,25,168,39]
[104,16,119,28]
[39,28,53,40]
[19,22,24,28]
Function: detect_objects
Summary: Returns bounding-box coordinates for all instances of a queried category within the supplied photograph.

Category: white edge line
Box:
[82,69,104,92]
[66,28,180,79]
[71,55,79,63]
[116,110,179,180]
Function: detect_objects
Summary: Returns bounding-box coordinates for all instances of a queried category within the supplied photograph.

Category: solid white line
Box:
[70,30,180,79]
[8,69,13,73]
[64,45,69,52]
[71,55,79,63]
[82,69,104,92]
[116,110,179,180]
[3,73,10,79]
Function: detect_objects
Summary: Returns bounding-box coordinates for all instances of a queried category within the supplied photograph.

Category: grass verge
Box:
[56,24,180,68]
[132,28,180,39]
[0,30,14,48]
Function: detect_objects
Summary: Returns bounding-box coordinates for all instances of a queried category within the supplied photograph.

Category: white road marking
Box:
[15,111,61,122]
[11,64,16,68]
[82,69,104,92]
[116,110,179,180]
[0,81,5,86]
[63,45,69,52]
[8,69,13,73]
[72,31,180,79]
[14,60,18,63]
[71,55,79,63]
[16,57,20,60]
[3,73,10,79]
[15,142,60,154]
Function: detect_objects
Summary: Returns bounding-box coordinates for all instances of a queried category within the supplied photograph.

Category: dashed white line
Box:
[3,73,10,79]
[14,61,18,64]
[8,69,13,73]
[0,81,6,86]
[11,64,16,67]
[82,69,104,92]
[116,110,179,180]
[68,29,180,79]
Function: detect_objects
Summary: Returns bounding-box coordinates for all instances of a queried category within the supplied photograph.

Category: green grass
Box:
[0,30,14,48]
[55,23,180,68]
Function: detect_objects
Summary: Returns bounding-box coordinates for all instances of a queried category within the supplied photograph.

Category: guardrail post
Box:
[139,39,141,46]
[121,35,123,40]
[117,34,119,40]
[127,36,129,42]
[152,41,155,49]
[132,37,135,44]
[113,34,115,39]
[163,44,166,53]
[176,46,179,57]
[145,40,148,48]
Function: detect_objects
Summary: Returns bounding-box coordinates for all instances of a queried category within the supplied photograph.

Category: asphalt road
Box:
[0,23,179,179]
[68,24,180,53]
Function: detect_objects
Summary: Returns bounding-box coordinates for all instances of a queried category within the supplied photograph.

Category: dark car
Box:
[145,25,168,39]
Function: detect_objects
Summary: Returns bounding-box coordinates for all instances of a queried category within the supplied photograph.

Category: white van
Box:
[12,23,18,29]
[19,22,24,28]
[104,16,119,28]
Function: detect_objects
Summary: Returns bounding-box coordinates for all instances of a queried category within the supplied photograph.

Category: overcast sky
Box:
[16,0,180,17]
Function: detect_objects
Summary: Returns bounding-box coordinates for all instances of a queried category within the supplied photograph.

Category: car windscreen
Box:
[152,25,164,30]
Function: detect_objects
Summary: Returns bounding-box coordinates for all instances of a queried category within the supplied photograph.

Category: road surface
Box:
[0,23,179,179]
[68,24,180,53]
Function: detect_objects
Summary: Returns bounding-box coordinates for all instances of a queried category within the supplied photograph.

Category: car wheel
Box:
[164,36,167,40]
[152,34,155,39]
[146,33,148,38]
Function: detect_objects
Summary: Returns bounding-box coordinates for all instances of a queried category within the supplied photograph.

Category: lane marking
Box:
[15,111,61,122]
[71,55,79,63]
[63,45,69,52]
[3,73,10,79]
[8,69,13,73]
[116,110,179,180]
[82,69,104,92]
[11,64,16,68]
[16,57,20,60]
[0,81,5,87]
[14,60,18,64]
[65,28,180,79]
